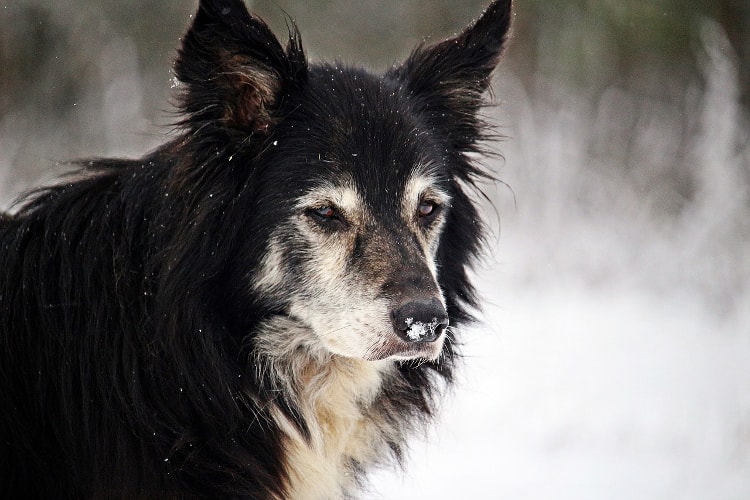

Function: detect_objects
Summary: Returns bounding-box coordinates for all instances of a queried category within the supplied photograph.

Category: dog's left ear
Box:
[390,0,512,150]
[174,0,307,134]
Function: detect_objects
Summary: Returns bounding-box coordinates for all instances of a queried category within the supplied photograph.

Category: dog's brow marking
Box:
[296,182,363,216]
[406,164,451,202]
[402,170,451,220]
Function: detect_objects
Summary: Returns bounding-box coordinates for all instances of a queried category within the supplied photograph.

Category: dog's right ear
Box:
[389,0,512,153]
[174,0,307,134]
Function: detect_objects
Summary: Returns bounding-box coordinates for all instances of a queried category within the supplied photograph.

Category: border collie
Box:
[0,0,512,497]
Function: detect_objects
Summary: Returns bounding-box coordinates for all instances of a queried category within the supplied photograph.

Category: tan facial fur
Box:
[253,172,451,363]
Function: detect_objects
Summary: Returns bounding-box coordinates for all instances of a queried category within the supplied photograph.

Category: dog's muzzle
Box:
[390,297,449,343]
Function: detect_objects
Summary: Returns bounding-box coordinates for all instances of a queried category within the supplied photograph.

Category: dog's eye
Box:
[307,205,348,230]
[313,206,336,219]
[417,201,439,219]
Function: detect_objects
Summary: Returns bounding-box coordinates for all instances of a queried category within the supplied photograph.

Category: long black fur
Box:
[0,0,512,497]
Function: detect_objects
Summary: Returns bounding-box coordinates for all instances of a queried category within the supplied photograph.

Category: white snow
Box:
[404,317,441,341]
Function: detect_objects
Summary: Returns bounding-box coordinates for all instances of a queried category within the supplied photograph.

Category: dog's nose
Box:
[390,298,449,343]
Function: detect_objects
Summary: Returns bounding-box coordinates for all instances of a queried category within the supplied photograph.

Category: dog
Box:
[0,0,511,497]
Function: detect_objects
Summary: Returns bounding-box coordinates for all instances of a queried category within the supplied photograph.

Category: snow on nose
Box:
[391,298,449,343]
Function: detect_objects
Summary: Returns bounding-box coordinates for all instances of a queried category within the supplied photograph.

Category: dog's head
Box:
[169,0,511,362]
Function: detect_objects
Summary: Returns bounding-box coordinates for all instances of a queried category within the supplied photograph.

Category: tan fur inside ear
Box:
[220,51,280,132]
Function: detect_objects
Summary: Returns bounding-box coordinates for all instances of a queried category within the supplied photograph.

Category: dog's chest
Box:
[278,359,394,499]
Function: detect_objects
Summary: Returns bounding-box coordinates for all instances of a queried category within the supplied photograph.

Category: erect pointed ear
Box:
[389,0,512,151]
[174,0,307,134]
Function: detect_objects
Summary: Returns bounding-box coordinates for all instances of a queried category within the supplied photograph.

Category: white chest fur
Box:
[254,318,399,499]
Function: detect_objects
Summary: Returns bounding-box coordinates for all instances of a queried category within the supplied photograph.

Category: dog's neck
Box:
[254,317,397,499]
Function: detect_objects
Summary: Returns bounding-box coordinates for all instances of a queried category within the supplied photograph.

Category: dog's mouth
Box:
[364,327,448,362]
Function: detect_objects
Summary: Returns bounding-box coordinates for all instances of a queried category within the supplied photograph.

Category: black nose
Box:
[391,298,449,343]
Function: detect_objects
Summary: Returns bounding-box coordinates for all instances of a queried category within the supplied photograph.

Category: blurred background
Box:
[1,1,749,498]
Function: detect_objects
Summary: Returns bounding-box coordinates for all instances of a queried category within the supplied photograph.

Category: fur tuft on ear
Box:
[389,0,512,152]
[174,0,307,134]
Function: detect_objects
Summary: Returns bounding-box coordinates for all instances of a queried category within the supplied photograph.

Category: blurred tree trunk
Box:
[717,0,750,110]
